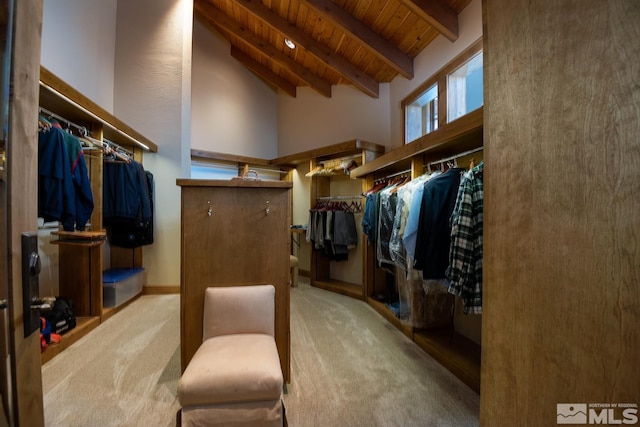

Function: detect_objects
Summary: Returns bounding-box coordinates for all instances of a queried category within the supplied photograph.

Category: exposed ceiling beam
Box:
[301,0,414,80]
[195,2,332,97]
[234,0,379,98]
[399,0,458,42]
[230,46,297,98]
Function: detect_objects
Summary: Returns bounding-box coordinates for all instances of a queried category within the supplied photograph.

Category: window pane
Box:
[405,83,438,144]
[191,162,237,179]
[447,52,483,122]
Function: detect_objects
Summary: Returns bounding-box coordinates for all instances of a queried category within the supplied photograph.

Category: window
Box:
[405,83,438,143]
[191,160,282,181]
[447,51,483,123]
[402,38,483,145]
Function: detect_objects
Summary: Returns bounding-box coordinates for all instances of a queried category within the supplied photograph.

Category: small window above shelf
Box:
[350,107,482,179]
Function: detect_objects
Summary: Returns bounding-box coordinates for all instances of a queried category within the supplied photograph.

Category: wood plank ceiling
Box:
[195,0,473,98]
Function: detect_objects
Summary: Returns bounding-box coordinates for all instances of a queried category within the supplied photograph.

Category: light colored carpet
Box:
[42,294,181,427]
[284,279,479,427]
[42,280,479,426]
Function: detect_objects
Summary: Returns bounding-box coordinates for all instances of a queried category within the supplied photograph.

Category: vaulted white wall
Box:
[41,0,117,111]
[113,0,193,288]
[191,20,279,159]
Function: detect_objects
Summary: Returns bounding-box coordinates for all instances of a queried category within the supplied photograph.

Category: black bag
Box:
[43,297,77,335]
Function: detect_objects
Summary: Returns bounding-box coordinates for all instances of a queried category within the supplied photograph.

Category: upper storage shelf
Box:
[270,139,385,168]
[350,108,482,178]
[39,67,158,153]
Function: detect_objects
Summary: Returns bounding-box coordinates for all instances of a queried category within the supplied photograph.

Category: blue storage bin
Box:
[103,268,144,308]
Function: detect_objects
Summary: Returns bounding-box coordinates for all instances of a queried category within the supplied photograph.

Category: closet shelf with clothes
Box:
[38,67,158,365]
[356,133,483,393]
[303,141,385,300]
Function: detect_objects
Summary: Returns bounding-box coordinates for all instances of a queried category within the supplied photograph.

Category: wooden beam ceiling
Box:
[196,1,333,97]
[193,0,472,98]
[399,0,459,41]
[234,0,379,98]
[301,0,414,79]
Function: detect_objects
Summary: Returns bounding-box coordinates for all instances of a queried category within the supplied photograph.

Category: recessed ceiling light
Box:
[284,39,296,49]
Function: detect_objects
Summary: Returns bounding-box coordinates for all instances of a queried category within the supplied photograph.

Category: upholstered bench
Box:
[178,285,285,427]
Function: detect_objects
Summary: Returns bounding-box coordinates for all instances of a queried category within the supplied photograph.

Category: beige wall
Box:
[191,20,279,159]
[113,0,193,288]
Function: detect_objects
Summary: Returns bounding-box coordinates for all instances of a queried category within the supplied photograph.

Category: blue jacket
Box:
[103,160,151,222]
[38,126,76,230]
[58,124,94,230]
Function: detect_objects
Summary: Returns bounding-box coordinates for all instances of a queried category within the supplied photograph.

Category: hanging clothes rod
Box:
[373,169,411,184]
[39,106,89,136]
[427,146,484,167]
[316,195,363,201]
[103,137,134,158]
[39,106,135,162]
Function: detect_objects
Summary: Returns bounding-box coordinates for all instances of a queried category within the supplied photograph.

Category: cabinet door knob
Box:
[265,201,270,216]
[207,201,212,216]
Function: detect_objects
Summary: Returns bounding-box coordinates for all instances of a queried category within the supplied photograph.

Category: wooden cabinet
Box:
[177,179,292,383]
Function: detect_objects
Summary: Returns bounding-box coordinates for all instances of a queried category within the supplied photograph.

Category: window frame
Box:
[402,37,483,145]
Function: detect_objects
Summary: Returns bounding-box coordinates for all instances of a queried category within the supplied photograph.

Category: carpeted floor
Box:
[42,279,479,426]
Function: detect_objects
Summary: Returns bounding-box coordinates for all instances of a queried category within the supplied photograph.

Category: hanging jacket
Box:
[38,126,76,231]
[103,160,151,221]
[55,122,94,231]
[103,160,153,248]
[413,167,464,279]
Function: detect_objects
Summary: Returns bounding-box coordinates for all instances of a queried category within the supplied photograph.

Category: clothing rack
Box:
[316,195,363,201]
[374,169,411,185]
[39,106,89,136]
[39,106,134,162]
[426,146,484,168]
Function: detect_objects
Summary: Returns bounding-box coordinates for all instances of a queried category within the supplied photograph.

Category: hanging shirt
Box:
[362,193,379,243]
[447,162,484,314]
[376,186,398,265]
[413,168,464,279]
[402,171,441,264]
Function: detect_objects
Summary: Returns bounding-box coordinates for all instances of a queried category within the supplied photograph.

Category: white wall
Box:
[41,0,117,111]
[277,84,391,156]
[191,20,279,159]
[113,0,192,288]
[39,0,119,295]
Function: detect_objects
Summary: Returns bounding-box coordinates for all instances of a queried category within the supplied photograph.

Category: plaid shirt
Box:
[446,162,483,314]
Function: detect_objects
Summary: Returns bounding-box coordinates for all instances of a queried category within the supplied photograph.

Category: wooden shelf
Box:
[367,297,480,393]
[41,316,101,365]
[271,139,385,166]
[350,108,483,178]
[367,297,414,339]
[39,66,157,153]
[414,328,481,394]
[50,230,107,246]
[311,279,364,300]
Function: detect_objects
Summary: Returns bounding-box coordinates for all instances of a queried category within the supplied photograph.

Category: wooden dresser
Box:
[177,179,292,382]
